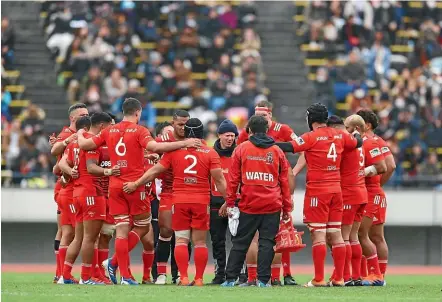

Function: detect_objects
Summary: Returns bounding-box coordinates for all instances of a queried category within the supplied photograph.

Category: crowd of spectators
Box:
[42,0,267,130]
[300,0,442,187]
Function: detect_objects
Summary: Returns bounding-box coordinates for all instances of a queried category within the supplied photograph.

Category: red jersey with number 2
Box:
[159,146,221,205]
[91,121,153,190]
[290,127,357,193]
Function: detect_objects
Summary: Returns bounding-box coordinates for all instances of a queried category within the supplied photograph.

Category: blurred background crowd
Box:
[1,0,441,189]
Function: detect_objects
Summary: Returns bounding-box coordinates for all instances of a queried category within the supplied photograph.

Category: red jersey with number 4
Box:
[159,146,221,205]
[237,121,297,144]
[71,132,103,198]
[144,157,156,200]
[211,156,232,196]
[54,126,76,196]
[155,131,177,197]
[60,141,79,195]
[91,121,153,190]
[363,135,385,193]
[290,127,358,193]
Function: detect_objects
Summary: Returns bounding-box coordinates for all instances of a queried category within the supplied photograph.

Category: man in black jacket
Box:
[210,119,238,285]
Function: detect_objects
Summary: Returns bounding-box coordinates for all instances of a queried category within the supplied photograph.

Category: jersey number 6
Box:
[115,137,127,156]
[184,155,197,174]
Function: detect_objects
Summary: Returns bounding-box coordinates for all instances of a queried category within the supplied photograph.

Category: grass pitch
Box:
[2,273,441,302]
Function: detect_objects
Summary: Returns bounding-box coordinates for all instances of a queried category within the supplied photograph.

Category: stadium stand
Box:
[295,0,442,187]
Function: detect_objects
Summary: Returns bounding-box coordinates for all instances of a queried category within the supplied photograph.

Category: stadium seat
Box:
[9,100,30,107]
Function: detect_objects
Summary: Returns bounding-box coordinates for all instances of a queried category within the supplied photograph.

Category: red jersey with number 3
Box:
[91,121,153,190]
[340,146,367,204]
[155,131,176,197]
[54,126,76,196]
[290,127,357,193]
[71,132,103,198]
[363,135,385,194]
[159,146,221,205]
[237,121,297,144]
[144,157,156,200]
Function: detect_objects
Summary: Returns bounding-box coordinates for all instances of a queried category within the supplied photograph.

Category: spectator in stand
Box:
[314,67,335,110]
[1,17,15,70]
[103,68,128,108]
[418,152,441,177]
[176,21,200,61]
[218,4,238,30]
[405,143,427,178]
[207,34,227,65]
[174,58,193,99]
[241,28,261,51]
[339,49,366,86]
[138,18,160,42]
[1,85,12,122]
[45,6,75,60]
[367,31,391,82]
[202,8,221,39]
[343,0,373,42]
[342,15,363,52]
[424,96,442,129]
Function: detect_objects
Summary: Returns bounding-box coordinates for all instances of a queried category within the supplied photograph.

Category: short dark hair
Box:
[248,115,268,134]
[106,112,117,121]
[91,112,112,126]
[326,115,344,127]
[75,115,91,131]
[255,101,273,111]
[122,97,142,116]
[68,103,87,116]
[184,118,204,139]
[155,121,172,137]
[357,109,379,130]
[173,109,190,119]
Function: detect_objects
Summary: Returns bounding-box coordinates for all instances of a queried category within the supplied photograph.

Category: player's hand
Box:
[71,168,79,179]
[48,133,56,146]
[282,212,291,221]
[123,182,138,194]
[111,165,121,176]
[77,129,85,135]
[185,138,202,148]
[146,153,160,162]
[219,203,228,217]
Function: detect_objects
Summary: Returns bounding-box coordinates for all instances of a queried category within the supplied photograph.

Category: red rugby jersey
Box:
[237,121,296,144]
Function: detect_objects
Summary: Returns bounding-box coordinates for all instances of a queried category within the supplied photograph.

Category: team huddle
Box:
[50,97,394,287]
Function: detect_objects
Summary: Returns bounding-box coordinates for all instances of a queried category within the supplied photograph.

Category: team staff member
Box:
[238,101,299,286]
[222,115,292,287]
[276,103,363,287]
[51,103,88,283]
[209,119,238,285]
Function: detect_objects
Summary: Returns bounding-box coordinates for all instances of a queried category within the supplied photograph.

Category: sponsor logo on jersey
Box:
[184,177,197,184]
[266,152,274,164]
[295,137,305,145]
[245,172,274,182]
[317,136,328,141]
[117,160,128,167]
[381,146,390,154]
[290,133,298,140]
[369,148,381,158]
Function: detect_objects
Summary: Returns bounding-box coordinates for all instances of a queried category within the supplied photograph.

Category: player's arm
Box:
[364,143,387,177]
[292,152,306,178]
[123,162,167,193]
[58,153,77,179]
[53,162,61,176]
[287,167,295,194]
[279,153,293,219]
[146,139,200,153]
[226,148,241,208]
[86,151,120,177]
[276,133,312,153]
[380,153,396,186]
[50,133,76,156]
[210,168,227,200]
[77,129,99,151]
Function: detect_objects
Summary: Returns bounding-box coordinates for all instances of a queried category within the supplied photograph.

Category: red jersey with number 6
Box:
[290,127,358,193]
[91,121,153,190]
[159,146,221,205]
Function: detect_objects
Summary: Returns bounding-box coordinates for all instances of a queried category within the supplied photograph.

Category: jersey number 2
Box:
[184,155,197,174]
[115,137,127,156]
[327,143,337,162]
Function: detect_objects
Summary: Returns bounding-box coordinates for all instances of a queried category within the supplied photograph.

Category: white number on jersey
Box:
[184,155,197,174]
[73,148,80,168]
[115,137,127,156]
[327,143,337,162]
[358,147,365,167]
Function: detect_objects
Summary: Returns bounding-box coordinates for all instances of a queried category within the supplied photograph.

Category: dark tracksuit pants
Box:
[210,207,229,278]
[225,211,280,284]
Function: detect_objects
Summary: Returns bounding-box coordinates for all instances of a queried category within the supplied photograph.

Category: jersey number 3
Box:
[184,155,197,174]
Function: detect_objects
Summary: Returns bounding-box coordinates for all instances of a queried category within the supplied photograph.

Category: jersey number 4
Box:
[184,155,197,174]
[327,143,337,162]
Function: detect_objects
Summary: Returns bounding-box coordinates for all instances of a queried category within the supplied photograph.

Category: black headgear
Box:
[184,118,204,139]
[306,103,328,131]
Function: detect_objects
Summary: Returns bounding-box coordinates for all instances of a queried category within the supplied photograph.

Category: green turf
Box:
[1,273,441,302]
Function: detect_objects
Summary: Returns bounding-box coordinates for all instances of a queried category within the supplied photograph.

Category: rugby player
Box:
[77,98,201,285]
[51,103,88,283]
[123,118,227,286]
[327,115,368,286]
[153,110,191,285]
[238,101,298,286]
[276,103,363,287]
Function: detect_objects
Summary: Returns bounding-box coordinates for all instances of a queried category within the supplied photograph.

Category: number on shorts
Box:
[115,137,126,156]
[327,143,337,162]
[358,147,365,167]
[184,155,197,174]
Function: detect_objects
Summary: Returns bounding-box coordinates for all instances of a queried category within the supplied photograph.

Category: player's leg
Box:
[244,232,258,285]
[172,204,192,285]
[57,194,76,284]
[350,204,365,285]
[209,207,228,284]
[97,231,112,278]
[189,204,210,286]
[156,197,173,284]
[369,195,388,277]
[303,193,328,287]
[257,212,281,286]
[54,209,62,283]
[341,204,355,285]
[141,224,155,284]
[224,212,259,285]
[270,253,282,285]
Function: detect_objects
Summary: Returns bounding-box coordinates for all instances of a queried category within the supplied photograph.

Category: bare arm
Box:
[77,131,97,151]
[146,139,200,153]
[135,163,167,187]
[292,152,306,177]
[211,168,227,200]
[380,154,396,186]
[365,159,387,177]
[288,168,295,194]
[53,163,61,176]
[58,154,74,176]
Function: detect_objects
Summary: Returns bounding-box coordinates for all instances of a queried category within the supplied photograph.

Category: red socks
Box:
[81,263,92,281]
[55,251,61,277]
[194,245,208,280]
[350,241,363,280]
[142,250,155,280]
[366,254,381,276]
[247,264,257,282]
[115,237,130,279]
[271,264,281,280]
[312,242,326,282]
[174,243,189,279]
[332,243,346,281]
[379,259,388,276]
[281,251,291,276]
[97,249,108,276]
[361,256,368,278]
[62,262,73,279]
[111,231,140,267]
[59,246,68,277]
[343,241,352,281]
